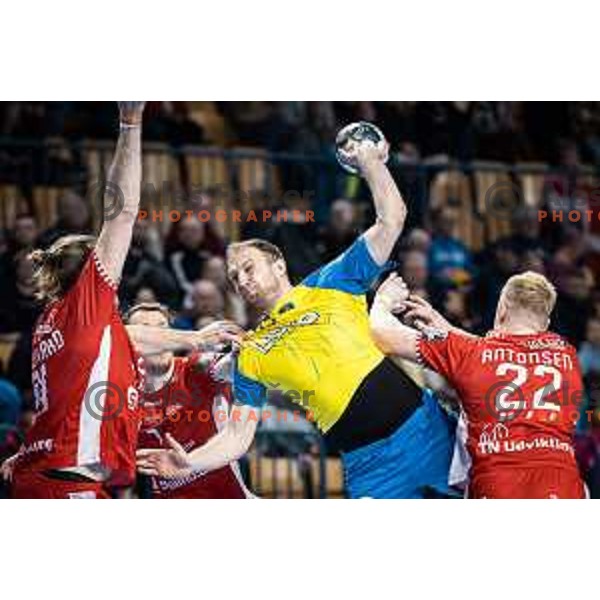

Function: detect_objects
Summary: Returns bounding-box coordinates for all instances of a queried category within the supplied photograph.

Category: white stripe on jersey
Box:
[77,326,112,466]
[449,409,471,492]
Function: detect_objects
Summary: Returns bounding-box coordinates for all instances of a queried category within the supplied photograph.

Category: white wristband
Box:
[120,121,141,130]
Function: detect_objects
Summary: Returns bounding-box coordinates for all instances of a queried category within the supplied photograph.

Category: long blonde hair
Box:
[29,234,96,303]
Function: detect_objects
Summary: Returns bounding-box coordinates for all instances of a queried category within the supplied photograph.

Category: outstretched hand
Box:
[195,320,246,351]
[402,294,453,332]
[137,434,192,479]
[118,102,146,125]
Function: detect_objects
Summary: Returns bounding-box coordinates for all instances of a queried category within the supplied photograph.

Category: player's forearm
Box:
[127,325,200,356]
[106,125,143,223]
[365,159,406,227]
[95,105,145,283]
[186,422,255,473]
[370,299,418,361]
[362,160,407,264]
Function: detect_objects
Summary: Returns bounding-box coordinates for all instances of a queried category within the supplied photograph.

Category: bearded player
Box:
[127,303,251,499]
[138,129,457,499]
[369,271,586,499]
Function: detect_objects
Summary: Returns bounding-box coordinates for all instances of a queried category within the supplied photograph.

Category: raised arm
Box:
[95,102,145,284]
[342,141,407,265]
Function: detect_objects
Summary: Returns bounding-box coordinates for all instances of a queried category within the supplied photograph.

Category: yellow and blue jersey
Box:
[233,235,392,433]
[234,235,458,498]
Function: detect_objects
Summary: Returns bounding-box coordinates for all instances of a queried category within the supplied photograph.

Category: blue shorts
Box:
[341,389,457,499]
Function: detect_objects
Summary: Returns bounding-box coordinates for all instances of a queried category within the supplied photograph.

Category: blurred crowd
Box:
[2,102,600,496]
[3,102,600,165]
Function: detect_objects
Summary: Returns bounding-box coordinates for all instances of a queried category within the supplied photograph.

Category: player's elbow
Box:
[380,208,406,232]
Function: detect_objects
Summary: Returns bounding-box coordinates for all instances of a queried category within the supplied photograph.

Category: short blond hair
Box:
[226,239,284,263]
[501,271,557,318]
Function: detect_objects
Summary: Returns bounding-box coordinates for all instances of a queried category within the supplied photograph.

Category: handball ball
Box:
[335,121,388,175]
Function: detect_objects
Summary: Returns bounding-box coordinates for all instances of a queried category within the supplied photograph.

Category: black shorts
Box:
[324,358,423,453]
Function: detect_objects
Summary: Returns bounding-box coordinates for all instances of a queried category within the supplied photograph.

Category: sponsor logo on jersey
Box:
[250,311,320,354]
[526,337,567,350]
[477,423,573,456]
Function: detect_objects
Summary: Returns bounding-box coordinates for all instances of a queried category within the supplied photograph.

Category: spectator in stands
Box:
[404,228,431,255]
[173,279,225,330]
[143,102,205,146]
[474,236,523,331]
[0,213,38,283]
[182,190,228,251]
[401,250,429,300]
[201,256,247,326]
[549,232,595,345]
[440,288,479,332]
[317,199,359,263]
[579,318,600,378]
[167,219,215,297]
[10,213,38,255]
[0,378,23,498]
[216,102,286,148]
[267,194,322,281]
[373,102,417,149]
[0,251,40,334]
[38,190,93,248]
[428,206,475,293]
[540,139,589,249]
[502,205,547,258]
[0,379,21,430]
[120,219,179,309]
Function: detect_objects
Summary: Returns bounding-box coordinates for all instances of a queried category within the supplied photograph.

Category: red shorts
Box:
[469,467,586,499]
[11,470,111,499]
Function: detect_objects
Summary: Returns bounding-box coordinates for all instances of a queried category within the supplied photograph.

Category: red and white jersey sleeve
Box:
[18,250,144,485]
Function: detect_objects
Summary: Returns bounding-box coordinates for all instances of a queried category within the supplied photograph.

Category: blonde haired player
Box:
[0,103,241,498]
[369,271,587,499]
[138,128,458,499]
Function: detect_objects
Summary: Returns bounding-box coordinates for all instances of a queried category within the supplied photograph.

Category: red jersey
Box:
[418,329,585,498]
[138,355,249,499]
[15,251,144,486]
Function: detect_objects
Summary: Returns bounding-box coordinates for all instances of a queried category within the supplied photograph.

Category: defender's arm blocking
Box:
[96,102,145,284]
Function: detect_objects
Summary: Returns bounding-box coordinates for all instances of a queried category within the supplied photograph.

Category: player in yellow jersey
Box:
[137,137,456,498]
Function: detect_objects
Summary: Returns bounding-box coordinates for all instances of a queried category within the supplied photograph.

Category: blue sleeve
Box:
[302,235,394,294]
[233,366,267,408]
